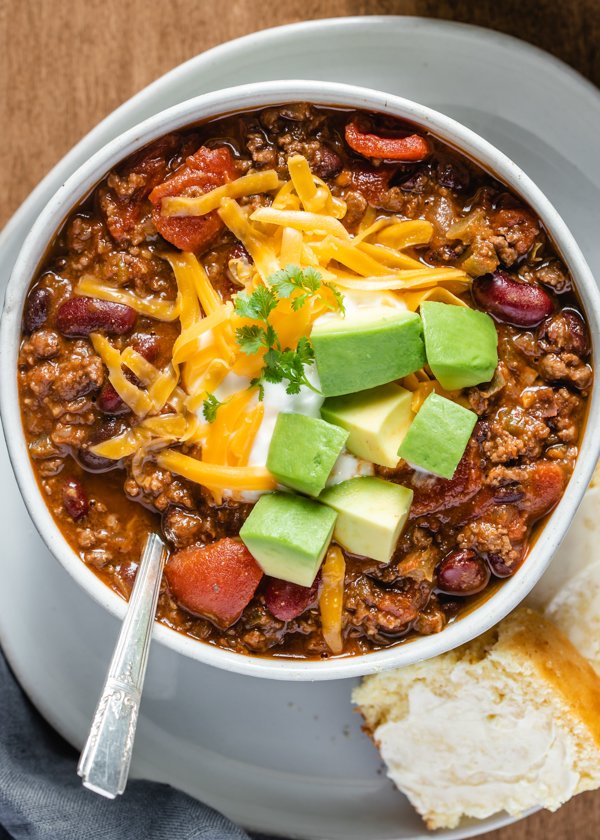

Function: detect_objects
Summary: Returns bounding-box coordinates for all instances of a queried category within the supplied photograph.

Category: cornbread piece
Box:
[353,608,600,830]
[528,484,600,676]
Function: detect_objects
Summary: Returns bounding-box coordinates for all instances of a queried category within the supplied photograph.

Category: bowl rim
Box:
[2,79,600,681]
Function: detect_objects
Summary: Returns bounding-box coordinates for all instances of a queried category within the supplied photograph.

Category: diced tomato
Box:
[410,441,483,518]
[345,119,430,162]
[101,135,180,242]
[518,461,566,520]
[149,146,236,252]
[263,574,321,622]
[165,537,263,629]
[346,164,395,205]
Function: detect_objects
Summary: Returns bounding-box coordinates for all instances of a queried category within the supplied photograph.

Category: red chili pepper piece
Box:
[345,119,430,162]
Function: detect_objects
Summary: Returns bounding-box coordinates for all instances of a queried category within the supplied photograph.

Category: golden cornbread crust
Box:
[495,607,600,750]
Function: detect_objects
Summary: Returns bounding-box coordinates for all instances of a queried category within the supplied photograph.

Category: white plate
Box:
[1,17,599,840]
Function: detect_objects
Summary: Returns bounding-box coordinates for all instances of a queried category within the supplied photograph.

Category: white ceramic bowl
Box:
[2,80,599,680]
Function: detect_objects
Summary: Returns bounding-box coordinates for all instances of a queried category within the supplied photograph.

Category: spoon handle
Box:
[78,532,168,798]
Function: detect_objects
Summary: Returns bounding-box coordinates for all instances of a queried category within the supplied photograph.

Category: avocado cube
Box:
[320,477,413,564]
[239,492,337,587]
[321,383,414,468]
[420,301,498,390]
[266,413,349,496]
[398,392,477,479]
[311,309,425,397]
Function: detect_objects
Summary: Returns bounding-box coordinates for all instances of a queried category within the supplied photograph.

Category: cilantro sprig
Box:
[202,392,224,423]
[270,264,345,314]
[234,265,344,399]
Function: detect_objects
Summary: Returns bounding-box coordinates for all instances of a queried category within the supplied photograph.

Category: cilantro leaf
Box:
[269,265,303,299]
[234,285,278,320]
[302,266,323,291]
[202,393,224,423]
[295,336,315,365]
[235,324,265,355]
[322,280,346,314]
[271,265,321,300]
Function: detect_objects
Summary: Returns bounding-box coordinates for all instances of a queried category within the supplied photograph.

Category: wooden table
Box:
[1,1,598,837]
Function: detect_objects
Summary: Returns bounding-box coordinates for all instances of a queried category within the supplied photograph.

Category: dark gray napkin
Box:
[0,649,275,840]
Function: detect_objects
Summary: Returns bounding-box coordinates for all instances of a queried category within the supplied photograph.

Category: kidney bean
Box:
[436,549,490,596]
[162,506,205,549]
[492,484,525,504]
[398,168,428,194]
[487,552,518,578]
[56,297,136,337]
[76,417,127,472]
[436,159,470,192]
[23,287,51,333]
[472,271,554,327]
[537,308,589,357]
[62,478,89,520]
[313,146,342,179]
[96,381,129,414]
[263,574,321,621]
[131,332,161,363]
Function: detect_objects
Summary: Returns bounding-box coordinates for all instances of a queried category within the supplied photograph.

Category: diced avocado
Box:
[397,392,477,479]
[420,301,498,390]
[311,308,425,397]
[320,477,413,564]
[239,492,337,587]
[266,413,349,496]
[321,383,414,468]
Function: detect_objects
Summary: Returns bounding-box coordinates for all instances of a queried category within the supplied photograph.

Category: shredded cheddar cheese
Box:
[319,545,346,654]
[156,450,276,491]
[76,276,180,322]
[160,170,281,217]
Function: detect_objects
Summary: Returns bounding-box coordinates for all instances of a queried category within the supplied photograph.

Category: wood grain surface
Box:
[1,1,599,838]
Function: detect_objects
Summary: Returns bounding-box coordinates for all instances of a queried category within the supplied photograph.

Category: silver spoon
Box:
[78,532,168,798]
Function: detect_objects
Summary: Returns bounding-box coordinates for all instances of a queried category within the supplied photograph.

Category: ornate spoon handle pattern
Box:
[78,532,168,798]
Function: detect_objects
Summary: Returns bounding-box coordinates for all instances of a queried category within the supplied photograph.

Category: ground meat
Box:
[21,342,105,411]
[234,603,287,652]
[412,597,447,635]
[101,248,177,299]
[548,388,585,442]
[488,207,539,266]
[341,189,368,230]
[345,576,432,642]
[65,216,114,273]
[459,237,499,277]
[537,352,593,390]
[338,165,408,214]
[458,504,527,566]
[483,406,550,463]
[124,465,195,512]
[24,329,60,360]
[162,500,252,548]
[533,260,572,293]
